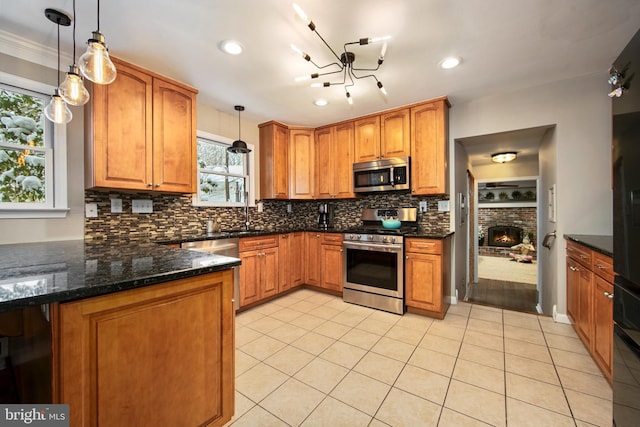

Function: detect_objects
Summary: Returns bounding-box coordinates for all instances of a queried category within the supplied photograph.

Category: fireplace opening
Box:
[488,226,523,247]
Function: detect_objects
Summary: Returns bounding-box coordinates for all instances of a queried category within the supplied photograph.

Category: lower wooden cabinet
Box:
[320,233,343,292]
[305,233,322,286]
[279,232,305,292]
[593,275,613,377]
[53,270,235,427]
[405,237,451,319]
[239,236,279,307]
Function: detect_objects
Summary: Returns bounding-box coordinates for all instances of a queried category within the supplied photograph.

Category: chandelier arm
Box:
[309,60,344,71]
[312,30,343,63]
[349,70,380,83]
[352,63,382,72]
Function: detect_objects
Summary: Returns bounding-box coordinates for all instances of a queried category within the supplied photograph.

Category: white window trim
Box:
[0,71,69,219]
[192,130,255,208]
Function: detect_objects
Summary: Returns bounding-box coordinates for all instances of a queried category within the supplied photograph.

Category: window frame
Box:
[0,71,68,219]
[192,130,255,208]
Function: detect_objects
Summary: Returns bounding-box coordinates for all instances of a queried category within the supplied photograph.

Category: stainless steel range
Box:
[343,208,418,314]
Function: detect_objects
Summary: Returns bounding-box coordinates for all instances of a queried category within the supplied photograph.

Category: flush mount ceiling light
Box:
[58,0,90,106]
[43,8,73,124]
[227,105,252,154]
[439,56,462,69]
[220,40,244,55]
[78,0,117,84]
[314,98,328,106]
[491,152,517,163]
[291,3,390,104]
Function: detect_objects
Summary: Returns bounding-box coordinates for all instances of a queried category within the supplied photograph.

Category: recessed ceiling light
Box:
[439,56,461,69]
[314,99,328,106]
[491,152,517,163]
[219,40,243,55]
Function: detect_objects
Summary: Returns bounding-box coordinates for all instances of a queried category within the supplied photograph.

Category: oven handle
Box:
[343,241,403,252]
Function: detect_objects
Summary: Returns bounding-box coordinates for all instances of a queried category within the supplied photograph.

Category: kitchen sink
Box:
[222,229,262,236]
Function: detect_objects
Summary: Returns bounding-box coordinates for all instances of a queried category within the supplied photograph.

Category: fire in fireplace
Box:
[488,226,523,247]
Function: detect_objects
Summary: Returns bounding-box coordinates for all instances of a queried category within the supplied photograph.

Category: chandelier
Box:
[291,3,390,104]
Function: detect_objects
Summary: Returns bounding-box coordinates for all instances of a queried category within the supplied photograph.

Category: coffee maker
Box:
[317,203,334,229]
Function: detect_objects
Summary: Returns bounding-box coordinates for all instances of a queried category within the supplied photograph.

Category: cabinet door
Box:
[290,232,306,287]
[593,275,613,380]
[239,251,260,306]
[566,257,580,324]
[305,233,322,286]
[279,234,292,292]
[381,109,410,158]
[289,129,315,199]
[576,266,593,346]
[87,59,153,190]
[315,127,333,199]
[333,122,356,199]
[55,271,234,427]
[321,244,344,291]
[354,116,380,162]
[410,100,449,195]
[259,122,289,199]
[152,78,197,192]
[261,247,280,298]
[405,252,442,312]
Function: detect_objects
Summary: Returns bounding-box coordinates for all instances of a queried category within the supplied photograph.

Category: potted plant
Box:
[478,228,485,246]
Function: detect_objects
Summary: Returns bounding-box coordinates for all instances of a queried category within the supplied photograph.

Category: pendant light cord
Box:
[72,0,76,63]
[238,109,241,140]
[97,0,101,32]
[56,23,61,87]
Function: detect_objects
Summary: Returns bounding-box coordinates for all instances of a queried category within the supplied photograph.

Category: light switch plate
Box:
[438,200,450,212]
[85,203,98,218]
[132,199,153,213]
[111,198,122,213]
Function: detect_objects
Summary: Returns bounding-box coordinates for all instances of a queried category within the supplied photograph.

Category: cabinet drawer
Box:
[406,238,442,255]
[240,235,278,252]
[321,233,343,245]
[593,251,614,282]
[566,240,592,268]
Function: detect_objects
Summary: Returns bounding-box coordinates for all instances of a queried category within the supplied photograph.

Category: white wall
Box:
[538,128,558,314]
[450,72,613,315]
[472,157,539,181]
[452,142,471,301]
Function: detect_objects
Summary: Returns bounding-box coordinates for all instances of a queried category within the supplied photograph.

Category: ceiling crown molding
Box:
[0,29,72,70]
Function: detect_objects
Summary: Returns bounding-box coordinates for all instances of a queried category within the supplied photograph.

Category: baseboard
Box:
[536,303,543,314]
[552,304,571,324]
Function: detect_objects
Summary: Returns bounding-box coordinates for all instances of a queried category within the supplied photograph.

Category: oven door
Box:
[343,241,403,298]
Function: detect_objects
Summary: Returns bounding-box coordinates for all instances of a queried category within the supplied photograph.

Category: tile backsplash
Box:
[84,190,450,240]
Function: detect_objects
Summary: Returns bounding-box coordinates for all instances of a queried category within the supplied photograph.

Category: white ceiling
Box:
[1,0,639,131]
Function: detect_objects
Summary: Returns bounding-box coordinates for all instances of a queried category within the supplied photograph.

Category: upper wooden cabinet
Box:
[354,116,380,162]
[259,121,289,199]
[85,57,197,193]
[315,122,355,199]
[289,128,315,199]
[410,98,450,195]
[381,109,411,159]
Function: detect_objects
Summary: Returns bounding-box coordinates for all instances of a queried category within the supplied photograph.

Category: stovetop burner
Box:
[345,207,419,238]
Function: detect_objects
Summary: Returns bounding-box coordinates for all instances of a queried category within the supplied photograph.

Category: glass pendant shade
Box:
[78,32,117,84]
[59,65,90,106]
[44,91,73,124]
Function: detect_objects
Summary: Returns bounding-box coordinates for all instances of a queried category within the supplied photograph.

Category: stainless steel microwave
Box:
[353,157,410,193]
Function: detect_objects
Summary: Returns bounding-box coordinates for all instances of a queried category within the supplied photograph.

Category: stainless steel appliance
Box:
[612,28,640,427]
[353,157,410,193]
[317,203,334,229]
[343,207,418,314]
[181,238,240,311]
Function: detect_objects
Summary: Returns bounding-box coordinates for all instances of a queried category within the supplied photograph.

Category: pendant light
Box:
[78,0,117,84]
[227,106,252,154]
[59,0,90,106]
[43,9,73,124]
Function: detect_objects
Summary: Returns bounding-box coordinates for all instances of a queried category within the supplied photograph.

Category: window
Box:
[193,130,254,207]
[0,72,68,218]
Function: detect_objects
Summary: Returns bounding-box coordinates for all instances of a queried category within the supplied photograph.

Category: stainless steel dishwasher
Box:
[181,238,240,311]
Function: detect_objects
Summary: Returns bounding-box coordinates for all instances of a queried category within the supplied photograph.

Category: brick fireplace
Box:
[478,207,536,259]
[488,226,523,247]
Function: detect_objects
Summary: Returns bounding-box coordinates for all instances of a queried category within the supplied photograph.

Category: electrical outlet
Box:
[286,203,292,213]
[438,200,450,212]
[257,202,264,213]
[85,203,98,218]
[132,199,153,213]
[111,198,122,213]
[419,201,428,212]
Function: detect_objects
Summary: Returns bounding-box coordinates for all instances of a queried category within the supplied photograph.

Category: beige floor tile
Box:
[294,358,349,393]
[447,302,472,317]
[353,352,405,385]
[384,324,426,345]
[539,318,578,337]
[470,307,503,324]
[376,387,442,427]
[505,353,560,385]
[239,335,287,361]
[319,341,367,369]
[246,316,286,334]
[574,421,601,427]
[235,363,289,403]
[308,305,341,320]
[301,396,372,427]
[252,302,283,316]
[408,347,457,377]
[557,366,612,400]
[472,304,504,313]
[356,318,395,335]
[395,364,450,405]
[312,320,352,340]
[370,336,416,362]
[269,307,304,323]
[428,322,466,341]
[565,389,612,427]
[330,371,391,416]
[503,324,545,345]
[463,329,504,351]
[458,342,505,370]
[502,311,541,331]
[305,292,336,305]
[395,312,434,331]
[437,408,493,427]
[505,372,571,416]
[544,332,590,355]
[368,420,392,427]
[368,309,402,325]
[236,349,260,377]
[452,358,505,394]
[290,300,320,314]
[264,345,315,376]
[291,331,336,355]
[504,337,552,363]
[440,313,469,329]
[331,310,369,327]
[292,313,326,330]
[467,318,504,337]
[232,391,255,420]
[235,309,266,326]
[235,326,263,347]
[228,405,288,427]
[549,347,603,376]
[322,298,351,312]
[506,397,575,427]
[444,380,506,427]
[260,378,325,426]
[344,302,376,316]
[339,328,382,350]
[418,334,462,357]
[267,323,309,344]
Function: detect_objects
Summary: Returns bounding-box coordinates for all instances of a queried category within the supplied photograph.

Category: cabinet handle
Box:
[604,292,614,299]
[406,256,409,260]
[147,183,153,187]
[155,183,160,187]
[578,254,588,259]
[594,264,608,269]
[569,266,580,272]
[340,249,343,252]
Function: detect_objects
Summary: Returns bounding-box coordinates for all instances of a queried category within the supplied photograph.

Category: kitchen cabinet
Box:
[315,122,356,199]
[85,57,197,193]
[239,235,279,307]
[565,239,613,382]
[279,232,305,291]
[289,129,315,199]
[259,121,289,199]
[305,232,322,286]
[53,270,235,427]
[354,116,381,162]
[380,109,411,159]
[410,98,450,195]
[405,237,451,319]
[320,233,344,292]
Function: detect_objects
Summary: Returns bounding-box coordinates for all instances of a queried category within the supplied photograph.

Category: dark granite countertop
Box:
[0,239,240,313]
[564,234,613,257]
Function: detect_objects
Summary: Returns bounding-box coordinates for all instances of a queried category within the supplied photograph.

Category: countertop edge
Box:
[564,234,613,257]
